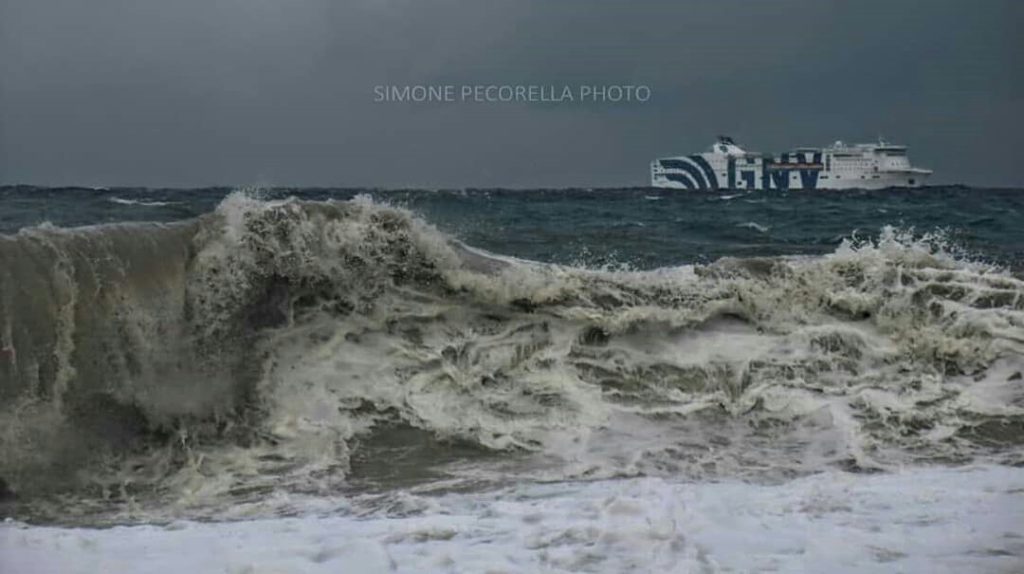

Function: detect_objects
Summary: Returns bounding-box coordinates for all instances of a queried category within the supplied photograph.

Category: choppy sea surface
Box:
[1,185,1023,573]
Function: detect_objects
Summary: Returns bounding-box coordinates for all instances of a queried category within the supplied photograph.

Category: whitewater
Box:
[1,189,1023,572]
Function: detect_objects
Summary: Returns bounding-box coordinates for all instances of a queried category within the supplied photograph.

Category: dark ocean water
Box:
[1,185,1023,526]
[2,185,1022,270]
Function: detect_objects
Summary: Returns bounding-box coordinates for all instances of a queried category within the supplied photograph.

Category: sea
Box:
[1,185,1023,573]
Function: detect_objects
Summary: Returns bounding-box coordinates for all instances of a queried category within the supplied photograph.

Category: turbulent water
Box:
[0,185,1022,529]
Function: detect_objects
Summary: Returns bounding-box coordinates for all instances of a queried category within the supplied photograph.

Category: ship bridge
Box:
[708,136,748,156]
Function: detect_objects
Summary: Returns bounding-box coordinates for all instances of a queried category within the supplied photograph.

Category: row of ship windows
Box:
[711,163,876,170]
[714,173,882,180]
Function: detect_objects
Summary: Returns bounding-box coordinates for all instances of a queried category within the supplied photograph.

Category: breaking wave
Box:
[1,193,1022,522]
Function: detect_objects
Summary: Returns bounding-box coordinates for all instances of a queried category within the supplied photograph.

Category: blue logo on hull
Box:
[658,151,823,190]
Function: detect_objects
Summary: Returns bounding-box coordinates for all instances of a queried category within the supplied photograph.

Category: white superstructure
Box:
[651,137,932,190]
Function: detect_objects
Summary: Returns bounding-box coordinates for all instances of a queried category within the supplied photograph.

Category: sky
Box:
[1,0,1021,188]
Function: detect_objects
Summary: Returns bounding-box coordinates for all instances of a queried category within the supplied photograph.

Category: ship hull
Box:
[651,139,932,191]
[652,171,931,190]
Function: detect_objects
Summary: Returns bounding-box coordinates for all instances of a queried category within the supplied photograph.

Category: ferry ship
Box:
[651,137,932,190]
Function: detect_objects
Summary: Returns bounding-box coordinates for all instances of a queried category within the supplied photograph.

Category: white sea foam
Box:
[108,197,176,207]
[3,465,1021,573]
[736,220,770,233]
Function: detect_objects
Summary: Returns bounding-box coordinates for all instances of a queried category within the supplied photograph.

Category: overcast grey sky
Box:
[1,0,1021,188]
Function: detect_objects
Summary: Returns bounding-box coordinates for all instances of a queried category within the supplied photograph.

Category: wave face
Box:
[1,193,1023,522]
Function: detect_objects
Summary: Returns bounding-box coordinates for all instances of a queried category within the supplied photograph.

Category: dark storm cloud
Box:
[1,0,1021,187]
